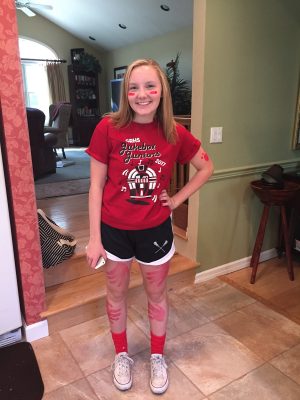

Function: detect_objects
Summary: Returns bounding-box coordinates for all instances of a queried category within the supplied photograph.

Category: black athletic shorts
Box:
[101,217,175,265]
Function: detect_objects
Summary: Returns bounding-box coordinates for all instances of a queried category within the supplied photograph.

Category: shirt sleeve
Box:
[176,123,201,164]
[85,117,111,164]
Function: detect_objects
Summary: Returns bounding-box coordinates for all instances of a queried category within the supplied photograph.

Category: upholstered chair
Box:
[26,108,57,180]
[44,103,72,159]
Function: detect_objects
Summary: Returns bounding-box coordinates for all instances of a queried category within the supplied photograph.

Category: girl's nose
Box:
[137,87,147,97]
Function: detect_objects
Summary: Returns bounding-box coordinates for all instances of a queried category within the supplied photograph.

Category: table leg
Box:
[280,205,294,281]
[250,205,270,284]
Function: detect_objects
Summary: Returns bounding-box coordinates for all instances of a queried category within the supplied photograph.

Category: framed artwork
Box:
[70,48,84,64]
[114,65,127,79]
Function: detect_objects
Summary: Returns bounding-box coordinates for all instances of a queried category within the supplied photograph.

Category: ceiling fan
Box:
[15,1,53,17]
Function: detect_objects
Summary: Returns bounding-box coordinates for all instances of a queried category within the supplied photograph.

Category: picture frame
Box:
[114,65,127,80]
[292,76,300,150]
[70,48,84,64]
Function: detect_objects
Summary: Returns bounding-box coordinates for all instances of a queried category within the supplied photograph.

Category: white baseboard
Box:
[23,319,49,342]
[195,248,277,283]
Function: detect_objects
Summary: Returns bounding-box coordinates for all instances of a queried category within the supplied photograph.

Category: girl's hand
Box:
[159,189,176,210]
[86,241,107,269]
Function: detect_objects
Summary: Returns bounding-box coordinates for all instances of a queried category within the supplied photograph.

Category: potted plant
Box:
[166,53,191,115]
[77,52,102,74]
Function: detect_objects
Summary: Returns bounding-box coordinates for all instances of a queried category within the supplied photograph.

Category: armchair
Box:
[26,108,57,180]
[44,103,72,159]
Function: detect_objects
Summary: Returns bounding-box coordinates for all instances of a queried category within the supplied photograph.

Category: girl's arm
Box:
[86,157,108,268]
[159,146,213,210]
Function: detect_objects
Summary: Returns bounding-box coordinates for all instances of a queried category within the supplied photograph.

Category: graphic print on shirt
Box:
[126,162,157,204]
[119,137,167,205]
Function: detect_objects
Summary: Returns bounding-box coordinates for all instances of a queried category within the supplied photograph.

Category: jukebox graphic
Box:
[126,163,157,204]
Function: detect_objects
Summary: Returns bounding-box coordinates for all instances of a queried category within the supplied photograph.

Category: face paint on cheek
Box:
[128,92,135,97]
[149,90,158,95]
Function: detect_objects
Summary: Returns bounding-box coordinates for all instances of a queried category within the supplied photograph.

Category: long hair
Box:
[110,59,177,144]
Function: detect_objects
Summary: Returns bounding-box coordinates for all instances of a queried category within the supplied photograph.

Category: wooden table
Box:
[249,179,300,283]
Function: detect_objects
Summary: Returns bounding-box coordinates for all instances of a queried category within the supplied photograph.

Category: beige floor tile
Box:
[166,322,263,396]
[270,344,300,385]
[43,378,98,400]
[59,314,148,376]
[127,289,209,340]
[173,278,255,320]
[215,302,300,361]
[31,333,83,394]
[209,364,300,400]
[87,349,205,399]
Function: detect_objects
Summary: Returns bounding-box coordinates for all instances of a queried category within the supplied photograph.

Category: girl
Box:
[86,59,213,394]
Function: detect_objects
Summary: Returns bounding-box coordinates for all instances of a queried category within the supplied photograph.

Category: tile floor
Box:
[32,277,300,399]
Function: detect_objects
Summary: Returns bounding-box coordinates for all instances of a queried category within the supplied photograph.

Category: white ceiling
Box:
[18,0,193,52]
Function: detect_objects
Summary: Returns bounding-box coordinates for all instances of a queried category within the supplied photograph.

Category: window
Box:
[18,38,57,123]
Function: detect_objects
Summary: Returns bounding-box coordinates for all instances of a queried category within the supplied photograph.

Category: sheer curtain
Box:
[46,62,67,104]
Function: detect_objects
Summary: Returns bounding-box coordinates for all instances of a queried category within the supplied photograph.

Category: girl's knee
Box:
[107,286,128,303]
[146,287,167,304]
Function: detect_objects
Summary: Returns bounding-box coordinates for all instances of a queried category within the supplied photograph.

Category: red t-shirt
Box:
[86,116,200,230]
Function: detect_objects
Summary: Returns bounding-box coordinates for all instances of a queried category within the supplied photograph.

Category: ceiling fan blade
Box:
[26,3,53,10]
[21,7,36,17]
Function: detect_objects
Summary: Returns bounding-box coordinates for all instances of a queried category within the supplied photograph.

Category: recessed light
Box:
[118,23,127,29]
[160,4,170,12]
[89,36,96,41]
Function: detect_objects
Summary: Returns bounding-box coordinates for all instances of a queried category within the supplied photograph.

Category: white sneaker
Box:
[150,354,169,394]
[111,352,134,391]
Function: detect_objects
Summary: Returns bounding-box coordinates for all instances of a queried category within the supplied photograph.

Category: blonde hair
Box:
[109,59,177,144]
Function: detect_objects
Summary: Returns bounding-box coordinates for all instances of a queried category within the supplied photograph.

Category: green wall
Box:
[202,0,300,167]
[196,0,300,270]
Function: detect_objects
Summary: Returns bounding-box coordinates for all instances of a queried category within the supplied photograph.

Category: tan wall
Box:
[17,10,108,115]
[17,11,193,115]
[104,27,193,111]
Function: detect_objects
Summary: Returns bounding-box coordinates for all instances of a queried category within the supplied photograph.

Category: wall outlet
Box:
[210,127,223,143]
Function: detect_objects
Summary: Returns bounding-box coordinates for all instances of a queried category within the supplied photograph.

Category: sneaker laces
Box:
[111,352,134,375]
[151,354,168,379]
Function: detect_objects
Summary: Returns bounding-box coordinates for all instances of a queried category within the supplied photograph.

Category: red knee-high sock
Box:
[151,332,166,355]
[111,330,128,354]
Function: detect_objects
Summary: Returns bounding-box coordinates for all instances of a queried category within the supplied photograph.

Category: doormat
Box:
[0,341,44,400]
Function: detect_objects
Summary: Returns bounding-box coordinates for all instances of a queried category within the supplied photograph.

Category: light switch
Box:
[210,127,223,143]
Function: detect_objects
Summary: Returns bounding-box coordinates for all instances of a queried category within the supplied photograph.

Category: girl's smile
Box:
[128,65,162,123]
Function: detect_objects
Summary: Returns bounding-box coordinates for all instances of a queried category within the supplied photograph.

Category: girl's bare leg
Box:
[104,259,132,333]
[139,262,169,337]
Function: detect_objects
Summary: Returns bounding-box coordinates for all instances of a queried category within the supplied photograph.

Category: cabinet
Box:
[68,65,101,146]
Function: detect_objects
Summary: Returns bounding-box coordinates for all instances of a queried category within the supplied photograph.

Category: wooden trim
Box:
[210,159,300,182]
[169,116,192,233]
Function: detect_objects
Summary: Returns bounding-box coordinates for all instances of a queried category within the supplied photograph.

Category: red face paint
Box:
[149,90,158,94]
[201,150,209,161]
[106,300,121,321]
[106,264,129,287]
[128,92,135,96]
[146,265,169,286]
